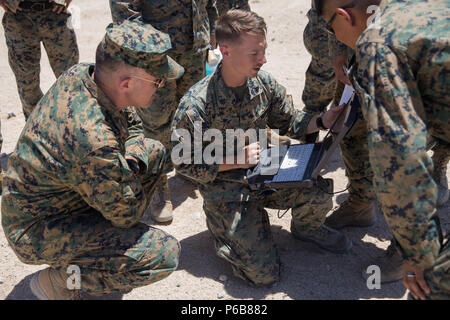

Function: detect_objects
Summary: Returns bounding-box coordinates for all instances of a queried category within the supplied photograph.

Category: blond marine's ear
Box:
[219,44,231,57]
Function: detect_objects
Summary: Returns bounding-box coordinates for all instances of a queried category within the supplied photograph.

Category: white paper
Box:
[339,85,355,106]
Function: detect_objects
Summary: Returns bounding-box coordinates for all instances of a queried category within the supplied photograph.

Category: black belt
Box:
[19,1,54,11]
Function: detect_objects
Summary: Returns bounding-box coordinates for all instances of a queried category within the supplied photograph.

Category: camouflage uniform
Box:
[171,64,334,285]
[1,21,185,295]
[1,0,79,119]
[109,0,218,169]
[216,0,250,16]
[303,2,375,205]
[353,0,449,299]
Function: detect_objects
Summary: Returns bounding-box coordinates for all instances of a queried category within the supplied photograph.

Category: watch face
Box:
[316,115,326,130]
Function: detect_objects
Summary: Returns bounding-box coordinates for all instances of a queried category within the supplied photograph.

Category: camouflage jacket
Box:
[308,0,348,58]
[171,63,314,201]
[109,0,218,55]
[353,0,450,269]
[216,0,250,15]
[1,63,155,244]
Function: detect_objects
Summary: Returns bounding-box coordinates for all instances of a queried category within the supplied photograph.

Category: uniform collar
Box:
[213,62,264,100]
[81,64,129,135]
[81,64,122,119]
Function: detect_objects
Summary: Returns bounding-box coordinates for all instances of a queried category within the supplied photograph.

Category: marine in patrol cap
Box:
[101,20,184,80]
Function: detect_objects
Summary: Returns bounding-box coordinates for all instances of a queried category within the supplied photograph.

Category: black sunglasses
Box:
[325,2,357,35]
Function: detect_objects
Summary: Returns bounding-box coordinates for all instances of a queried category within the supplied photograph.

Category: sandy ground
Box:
[0,0,448,300]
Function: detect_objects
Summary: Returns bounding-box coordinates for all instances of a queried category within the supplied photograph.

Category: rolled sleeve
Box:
[328,33,348,58]
[123,107,150,172]
[171,96,220,184]
[74,146,147,228]
[267,78,315,141]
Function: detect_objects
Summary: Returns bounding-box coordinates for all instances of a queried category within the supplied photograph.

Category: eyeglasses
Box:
[130,75,165,89]
[325,2,357,35]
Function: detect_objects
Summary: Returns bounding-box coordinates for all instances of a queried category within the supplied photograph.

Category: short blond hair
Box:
[216,9,267,45]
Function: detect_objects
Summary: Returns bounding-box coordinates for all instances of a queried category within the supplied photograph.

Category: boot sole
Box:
[326,219,376,230]
[151,214,174,223]
[30,272,49,300]
[292,233,353,254]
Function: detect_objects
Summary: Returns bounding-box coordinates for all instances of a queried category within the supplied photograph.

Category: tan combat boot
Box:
[150,175,173,223]
[325,198,376,230]
[291,222,352,254]
[363,240,403,284]
[30,267,82,300]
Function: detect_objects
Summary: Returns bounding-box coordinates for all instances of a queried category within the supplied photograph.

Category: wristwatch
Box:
[316,113,327,131]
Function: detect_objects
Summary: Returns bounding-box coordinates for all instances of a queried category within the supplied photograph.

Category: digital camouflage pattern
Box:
[353,0,449,298]
[109,0,218,55]
[101,20,185,80]
[1,3,79,119]
[1,62,181,294]
[203,180,333,285]
[109,0,217,170]
[216,0,250,16]
[171,64,333,285]
[303,2,374,204]
[136,50,206,173]
[302,7,342,113]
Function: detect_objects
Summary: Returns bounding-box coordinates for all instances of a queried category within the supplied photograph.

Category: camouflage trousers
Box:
[302,11,374,203]
[423,238,450,300]
[136,50,207,174]
[340,116,375,203]
[202,178,333,286]
[2,8,79,120]
[7,139,180,295]
[302,12,336,114]
[216,0,251,16]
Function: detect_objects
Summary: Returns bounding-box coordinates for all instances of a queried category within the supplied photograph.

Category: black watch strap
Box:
[316,114,327,130]
[126,158,140,174]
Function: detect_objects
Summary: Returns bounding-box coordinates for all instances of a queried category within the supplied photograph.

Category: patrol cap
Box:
[101,20,184,80]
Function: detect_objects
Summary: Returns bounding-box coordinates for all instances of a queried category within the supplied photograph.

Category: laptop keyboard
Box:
[270,144,314,183]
